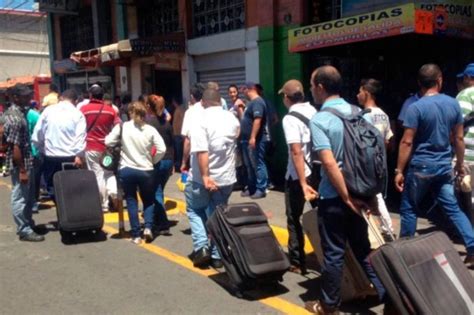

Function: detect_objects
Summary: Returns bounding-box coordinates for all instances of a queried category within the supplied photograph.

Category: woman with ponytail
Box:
[105,101,166,244]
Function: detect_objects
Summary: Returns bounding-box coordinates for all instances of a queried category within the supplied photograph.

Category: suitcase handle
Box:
[61,162,77,171]
[361,210,396,245]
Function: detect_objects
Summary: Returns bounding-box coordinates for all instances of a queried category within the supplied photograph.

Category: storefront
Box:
[289,2,474,118]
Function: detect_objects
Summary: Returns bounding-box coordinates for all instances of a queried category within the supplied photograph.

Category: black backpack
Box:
[321,106,387,199]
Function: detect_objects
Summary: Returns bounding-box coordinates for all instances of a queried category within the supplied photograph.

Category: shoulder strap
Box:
[321,105,363,119]
[287,111,310,126]
[87,102,105,133]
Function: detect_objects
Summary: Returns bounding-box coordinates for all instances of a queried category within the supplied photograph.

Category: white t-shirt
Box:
[181,101,203,138]
[105,120,166,171]
[190,106,240,186]
[76,99,90,111]
[364,107,393,141]
[282,102,317,180]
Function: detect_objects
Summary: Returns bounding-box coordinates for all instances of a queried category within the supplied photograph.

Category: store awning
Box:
[70,39,132,67]
[288,2,473,53]
[0,75,36,89]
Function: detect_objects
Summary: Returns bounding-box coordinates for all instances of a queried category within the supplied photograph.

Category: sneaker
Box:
[130,237,142,245]
[240,190,251,197]
[211,258,223,269]
[250,191,266,199]
[143,228,153,243]
[465,254,474,268]
[19,232,45,242]
[304,300,339,314]
[190,247,211,268]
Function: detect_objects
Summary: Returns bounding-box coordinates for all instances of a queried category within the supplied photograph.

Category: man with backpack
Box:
[396,64,474,268]
[305,66,386,314]
[280,79,318,275]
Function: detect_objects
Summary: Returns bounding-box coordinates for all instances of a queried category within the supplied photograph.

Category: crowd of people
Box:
[0,60,473,314]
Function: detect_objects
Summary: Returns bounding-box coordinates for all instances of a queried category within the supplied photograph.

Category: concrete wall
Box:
[0,11,50,81]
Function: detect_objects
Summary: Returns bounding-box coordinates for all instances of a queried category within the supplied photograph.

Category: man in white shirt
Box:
[280,79,318,275]
[32,89,86,200]
[357,78,394,238]
[185,88,240,269]
[180,83,206,172]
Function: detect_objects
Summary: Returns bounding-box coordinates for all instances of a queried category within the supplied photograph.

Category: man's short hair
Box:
[418,64,442,89]
[207,81,219,91]
[312,66,342,96]
[360,78,382,100]
[61,89,78,102]
[202,88,221,106]
[190,83,206,102]
[89,85,104,100]
[50,83,59,93]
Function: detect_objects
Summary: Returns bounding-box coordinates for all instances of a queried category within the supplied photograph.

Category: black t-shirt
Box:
[146,114,174,161]
[240,96,267,141]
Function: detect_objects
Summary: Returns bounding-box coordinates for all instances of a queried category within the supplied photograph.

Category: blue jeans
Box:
[184,181,233,259]
[10,167,35,236]
[400,164,474,254]
[154,159,173,228]
[241,139,268,194]
[173,135,183,171]
[118,167,155,238]
[318,197,386,307]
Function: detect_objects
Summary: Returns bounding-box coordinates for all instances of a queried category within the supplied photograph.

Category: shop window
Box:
[137,0,179,38]
[60,6,94,57]
[192,0,245,37]
[308,0,340,24]
[97,0,113,46]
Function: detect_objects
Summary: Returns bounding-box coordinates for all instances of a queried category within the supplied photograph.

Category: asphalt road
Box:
[0,175,425,315]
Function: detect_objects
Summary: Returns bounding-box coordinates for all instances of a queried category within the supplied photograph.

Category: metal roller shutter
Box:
[197,67,246,106]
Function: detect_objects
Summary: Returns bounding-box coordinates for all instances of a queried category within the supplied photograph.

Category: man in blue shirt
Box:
[395,64,474,268]
[305,66,385,314]
[239,82,269,199]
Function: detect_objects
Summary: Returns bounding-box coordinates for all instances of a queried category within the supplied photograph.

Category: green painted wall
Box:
[258,25,306,186]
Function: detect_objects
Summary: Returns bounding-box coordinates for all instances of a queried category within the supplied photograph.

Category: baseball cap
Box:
[278,79,304,97]
[13,84,33,96]
[463,63,474,77]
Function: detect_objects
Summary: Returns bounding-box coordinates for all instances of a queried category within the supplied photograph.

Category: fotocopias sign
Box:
[288,4,416,53]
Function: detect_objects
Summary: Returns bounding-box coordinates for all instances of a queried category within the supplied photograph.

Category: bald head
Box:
[311,65,342,96]
[418,63,442,89]
[202,88,221,108]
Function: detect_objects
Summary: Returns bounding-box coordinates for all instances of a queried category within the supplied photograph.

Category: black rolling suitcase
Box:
[207,202,290,294]
[370,232,474,315]
[53,163,104,235]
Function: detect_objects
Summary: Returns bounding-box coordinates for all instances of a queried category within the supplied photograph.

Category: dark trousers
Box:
[284,178,317,268]
[318,197,386,307]
[43,156,76,201]
[173,135,183,172]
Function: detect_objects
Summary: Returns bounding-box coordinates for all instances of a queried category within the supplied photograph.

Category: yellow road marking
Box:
[102,224,311,315]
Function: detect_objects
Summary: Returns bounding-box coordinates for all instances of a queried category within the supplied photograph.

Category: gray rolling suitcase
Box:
[370,232,474,315]
[207,202,290,294]
[53,164,103,234]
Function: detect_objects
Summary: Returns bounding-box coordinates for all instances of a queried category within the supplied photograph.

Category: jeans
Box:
[318,197,386,307]
[241,139,269,194]
[173,135,183,172]
[154,159,173,228]
[85,151,117,211]
[118,167,155,238]
[284,178,317,268]
[43,156,76,201]
[184,181,233,259]
[400,164,474,254]
[10,167,35,236]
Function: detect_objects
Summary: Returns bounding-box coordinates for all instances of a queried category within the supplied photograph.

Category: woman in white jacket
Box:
[105,101,166,244]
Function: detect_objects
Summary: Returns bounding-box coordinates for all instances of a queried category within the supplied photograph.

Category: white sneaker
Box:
[143,228,153,243]
[131,237,142,245]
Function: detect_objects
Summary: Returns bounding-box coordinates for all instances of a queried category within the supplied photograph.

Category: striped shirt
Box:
[458,86,474,162]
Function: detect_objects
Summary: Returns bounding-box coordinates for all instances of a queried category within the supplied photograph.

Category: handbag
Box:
[100,123,122,171]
